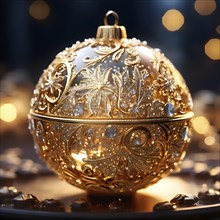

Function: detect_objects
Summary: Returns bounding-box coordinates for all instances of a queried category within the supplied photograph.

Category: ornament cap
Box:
[96,10,127,40]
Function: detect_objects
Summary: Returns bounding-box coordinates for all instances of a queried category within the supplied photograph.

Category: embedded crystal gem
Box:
[124,128,149,150]
[87,128,94,137]
[181,126,189,141]
[74,103,84,116]
[172,152,179,158]
[143,72,149,79]
[130,88,136,95]
[132,104,139,113]
[131,130,147,146]
[105,127,117,139]
[165,103,175,116]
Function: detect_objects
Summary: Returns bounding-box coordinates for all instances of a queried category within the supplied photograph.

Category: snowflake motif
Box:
[33,64,67,112]
[158,67,177,93]
[43,70,65,94]
[69,65,116,116]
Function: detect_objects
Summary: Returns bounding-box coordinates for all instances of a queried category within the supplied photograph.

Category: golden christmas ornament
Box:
[29,11,194,194]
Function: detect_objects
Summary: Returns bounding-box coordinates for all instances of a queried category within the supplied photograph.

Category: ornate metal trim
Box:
[29,110,193,124]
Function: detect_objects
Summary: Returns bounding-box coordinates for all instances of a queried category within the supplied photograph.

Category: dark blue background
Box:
[0,0,219,95]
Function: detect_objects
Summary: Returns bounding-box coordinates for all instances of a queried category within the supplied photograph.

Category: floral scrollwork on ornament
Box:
[32,60,79,113]
[123,127,151,156]
[83,41,140,67]
[68,65,117,116]
[65,65,157,118]
[124,47,140,65]
[65,123,170,190]
[43,64,66,103]
[31,63,67,113]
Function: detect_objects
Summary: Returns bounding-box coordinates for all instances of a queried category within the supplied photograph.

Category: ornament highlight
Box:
[29,11,193,193]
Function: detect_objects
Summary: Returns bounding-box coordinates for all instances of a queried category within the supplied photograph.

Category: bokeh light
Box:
[205,38,220,60]
[29,0,50,20]
[162,9,184,31]
[194,0,216,16]
[204,136,216,146]
[192,116,210,135]
[0,103,17,122]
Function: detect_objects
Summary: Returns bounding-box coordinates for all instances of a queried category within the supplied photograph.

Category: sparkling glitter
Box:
[120,102,128,108]
[143,73,149,79]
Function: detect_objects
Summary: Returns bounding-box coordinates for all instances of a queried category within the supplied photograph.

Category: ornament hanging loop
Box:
[96,11,127,40]
[104,10,119,26]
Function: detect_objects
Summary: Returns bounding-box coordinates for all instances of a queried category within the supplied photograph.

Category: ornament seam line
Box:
[29,111,193,124]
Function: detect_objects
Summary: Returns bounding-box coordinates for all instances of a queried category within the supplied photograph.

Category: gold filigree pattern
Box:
[29,118,191,193]
[83,40,140,67]
[31,38,192,119]
[68,65,115,116]
[31,39,95,114]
